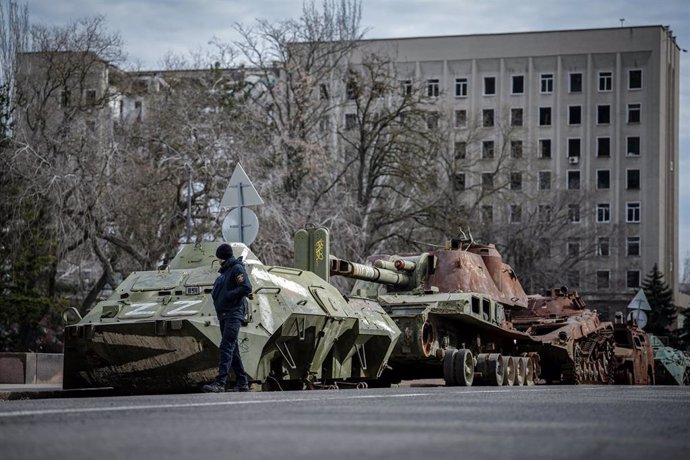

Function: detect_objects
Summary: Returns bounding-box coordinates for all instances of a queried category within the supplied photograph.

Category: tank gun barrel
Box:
[374,259,417,272]
[330,257,411,286]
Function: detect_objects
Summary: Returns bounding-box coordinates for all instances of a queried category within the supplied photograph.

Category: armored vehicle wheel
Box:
[454,349,474,387]
[443,349,457,386]
[502,356,516,386]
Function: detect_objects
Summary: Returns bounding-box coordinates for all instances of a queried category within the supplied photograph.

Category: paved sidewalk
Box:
[0,384,116,400]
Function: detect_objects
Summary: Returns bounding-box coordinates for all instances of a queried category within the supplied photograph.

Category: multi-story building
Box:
[343,26,680,318]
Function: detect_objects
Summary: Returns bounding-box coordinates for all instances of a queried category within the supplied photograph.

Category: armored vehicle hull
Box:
[512,288,615,384]
[611,323,655,384]
[649,335,690,385]
[63,242,400,393]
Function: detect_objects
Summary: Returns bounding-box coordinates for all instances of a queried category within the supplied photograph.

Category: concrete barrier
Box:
[0,353,63,384]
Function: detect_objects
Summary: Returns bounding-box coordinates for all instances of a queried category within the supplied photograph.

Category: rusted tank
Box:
[512,287,615,384]
[295,229,540,387]
[610,319,655,384]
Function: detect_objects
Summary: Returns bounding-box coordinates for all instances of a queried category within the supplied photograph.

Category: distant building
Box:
[341,26,680,318]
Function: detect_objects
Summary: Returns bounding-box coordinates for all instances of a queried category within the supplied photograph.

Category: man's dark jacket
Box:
[211,256,252,320]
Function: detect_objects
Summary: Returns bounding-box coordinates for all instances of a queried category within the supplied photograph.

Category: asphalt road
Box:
[1,385,689,460]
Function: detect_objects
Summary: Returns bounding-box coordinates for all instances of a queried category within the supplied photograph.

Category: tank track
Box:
[561,333,615,384]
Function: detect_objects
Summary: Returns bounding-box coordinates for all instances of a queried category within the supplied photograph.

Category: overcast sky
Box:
[25,0,690,279]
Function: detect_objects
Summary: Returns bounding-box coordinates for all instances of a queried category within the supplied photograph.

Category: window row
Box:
[468,201,642,225]
[429,69,643,98]
[455,169,641,193]
[451,137,642,160]
[566,269,642,290]
[452,104,641,129]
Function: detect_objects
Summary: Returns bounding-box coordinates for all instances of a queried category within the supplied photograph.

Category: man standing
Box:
[202,243,252,393]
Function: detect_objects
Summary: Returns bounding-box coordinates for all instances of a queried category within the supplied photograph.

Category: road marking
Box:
[0,387,559,419]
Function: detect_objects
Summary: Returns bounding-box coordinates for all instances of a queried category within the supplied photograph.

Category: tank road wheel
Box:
[486,354,505,386]
[444,349,457,386]
[502,356,516,386]
[454,349,475,387]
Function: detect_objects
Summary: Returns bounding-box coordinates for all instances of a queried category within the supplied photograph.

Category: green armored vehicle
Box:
[295,229,540,387]
[63,241,400,393]
[649,335,690,385]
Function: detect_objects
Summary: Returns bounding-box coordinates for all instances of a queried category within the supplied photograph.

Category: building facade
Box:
[344,26,680,317]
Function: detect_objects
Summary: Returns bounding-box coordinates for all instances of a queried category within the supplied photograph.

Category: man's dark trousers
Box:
[217,313,248,387]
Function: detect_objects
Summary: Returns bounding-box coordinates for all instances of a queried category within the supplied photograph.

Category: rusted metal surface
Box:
[611,323,655,385]
[512,288,615,384]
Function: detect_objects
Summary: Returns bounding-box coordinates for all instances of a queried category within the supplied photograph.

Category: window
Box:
[567,239,580,258]
[568,204,580,223]
[597,170,610,189]
[455,110,467,128]
[482,172,494,190]
[539,139,552,158]
[510,172,522,190]
[598,71,612,91]
[597,270,610,289]
[454,141,467,159]
[628,103,641,123]
[627,271,641,288]
[597,105,610,124]
[627,236,640,256]
[401,80,412,96]
[597,137,611,157]
[482,109,494,127]
[345,113,357,130]
[538,204,552,222]
[346,77,359,99]
[512,75,524,94]
[568,138,581,158]
[134,100,142,122]
[455,78,468,97]
[427,79,440,97]
[60,89,71,107]
[85,89,97,105]
[454,173,466,191]
[539,107,552,126]
[510,140,522,159]
[567,171,580,190]
[626,202,641,223]
[627,169,640,190]
[627,137,640,156]
[483,77,496,95]
[540,73,554,93]
[628,69,642,90]
[482,141,494,159]
[511,108,523,127]
[320,84,330,100]
[569,73,582,93]
[568,105,582,125]
[539,238,551,258]
[538,171,551,190]
[597,237,610,256]
[426,112,439,129]
[510,204,522,223]
[481,205,493,223]
[596,203,611,223]
[567,270,580,288]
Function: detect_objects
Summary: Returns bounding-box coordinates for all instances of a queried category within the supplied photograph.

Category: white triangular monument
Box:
[220,163,264,209]
[626,289,651,311]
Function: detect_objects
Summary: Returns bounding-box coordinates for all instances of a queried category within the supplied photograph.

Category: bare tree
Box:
[233,0,364,198]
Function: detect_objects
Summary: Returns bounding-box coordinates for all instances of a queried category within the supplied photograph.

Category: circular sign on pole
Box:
[627,310,648,329]
[222,207,259,246]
